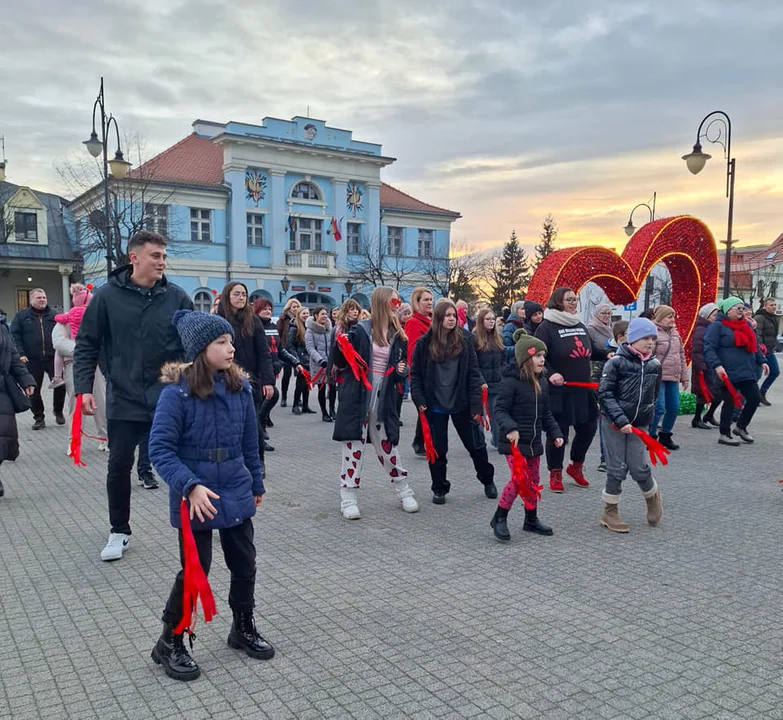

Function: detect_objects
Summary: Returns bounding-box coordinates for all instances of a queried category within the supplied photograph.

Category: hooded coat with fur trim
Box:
[149,363,264,531]
[305,316,333,377]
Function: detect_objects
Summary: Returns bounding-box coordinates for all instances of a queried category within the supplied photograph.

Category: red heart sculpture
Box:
[526,216,719,362]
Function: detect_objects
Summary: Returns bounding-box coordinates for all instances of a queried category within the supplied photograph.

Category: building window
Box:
[14,212,38,242]
[418,229,433,257]
[144,204,168,236]
[247,213,264,246]
[190,208,211,242]
[347,223,361,254]
[387,226,403,256]
[290,218,323,251]
[290,181,321,201]
[193,290,212,313]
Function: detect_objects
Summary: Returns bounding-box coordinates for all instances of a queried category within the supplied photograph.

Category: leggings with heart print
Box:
[340,408,408,489]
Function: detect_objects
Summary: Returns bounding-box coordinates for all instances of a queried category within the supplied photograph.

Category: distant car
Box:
[776,335,783,353]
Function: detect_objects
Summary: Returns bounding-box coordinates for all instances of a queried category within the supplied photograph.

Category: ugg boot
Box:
[151,624,200,681]
[600,498,629,533]
[549,470,564,493]
[395,482,419,513]
[566,462,590,487]
[227,611,275,660]
[642,483,662,526]
[340,488,361,520]
[490,507,510,542]
[658,432,679,450]
[523,507,553,536]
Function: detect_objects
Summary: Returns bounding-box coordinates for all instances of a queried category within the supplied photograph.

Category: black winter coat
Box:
[222,314,275,397]
[0,324,36,461]
[690,316,716,401]
[410,330,483,417]
[287,325,309,366]
[474,342,513,394]
[598,344,662,428]
[261,317,297,374]
[754,309,778,352]
[332,320,407,444]
[73,266,193,422]
[10,306,57,360]
[494,365,562,457]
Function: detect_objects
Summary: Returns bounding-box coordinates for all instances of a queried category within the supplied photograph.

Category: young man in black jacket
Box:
[10,288,66,429]
[74,231,192,562]
[755,298,780,405]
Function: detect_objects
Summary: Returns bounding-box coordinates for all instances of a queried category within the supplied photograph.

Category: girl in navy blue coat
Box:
[149,310,274,682]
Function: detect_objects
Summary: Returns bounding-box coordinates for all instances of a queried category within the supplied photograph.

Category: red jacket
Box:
[405,312,431,367]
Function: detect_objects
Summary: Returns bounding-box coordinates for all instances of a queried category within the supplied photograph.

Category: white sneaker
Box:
[97,441,108,452]
[101,533,130,561]
[340,488,361,520]
[396,483,419,513]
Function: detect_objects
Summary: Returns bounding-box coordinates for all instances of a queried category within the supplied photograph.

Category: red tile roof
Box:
[129,134,224,187]
[380,183,460,217]
[129,133,461,219]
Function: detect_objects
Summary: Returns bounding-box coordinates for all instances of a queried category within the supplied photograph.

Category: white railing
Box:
[285,251,336,273]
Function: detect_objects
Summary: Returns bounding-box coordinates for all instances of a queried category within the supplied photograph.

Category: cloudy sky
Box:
[2,0,782,254]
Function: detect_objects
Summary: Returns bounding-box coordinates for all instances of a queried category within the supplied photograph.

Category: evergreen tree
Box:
[497,231,530,305]
[535,213,558,266]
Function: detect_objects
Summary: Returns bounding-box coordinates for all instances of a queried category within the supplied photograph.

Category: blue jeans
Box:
[760,353,780,395]
[650,381,680,435]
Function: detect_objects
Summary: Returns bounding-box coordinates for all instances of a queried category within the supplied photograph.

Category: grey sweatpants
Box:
[601,418,655,501]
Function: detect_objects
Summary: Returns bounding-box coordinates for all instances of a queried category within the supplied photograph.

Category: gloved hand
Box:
[320,360,328,368]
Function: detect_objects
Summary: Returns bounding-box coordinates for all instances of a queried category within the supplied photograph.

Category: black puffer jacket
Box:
[261,316,298,374]
[73,266,193,422]
[754,308,778,352]
[494,364,562,457]
[690,316,716,401]
[598,344,662,428]
[474,342,514,393]
[0,324,36,461]
[332,320,407,444]
[411,330,483,417]
[287,324,309,366]
[220,313,275,396]
[10,306,57,360]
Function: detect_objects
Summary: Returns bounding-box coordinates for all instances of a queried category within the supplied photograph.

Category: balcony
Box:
[284,250,337,275]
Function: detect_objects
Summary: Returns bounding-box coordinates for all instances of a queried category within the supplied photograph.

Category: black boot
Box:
[760,393,771,407]
[329,403,337,421]
[691,418,712,430]
[292,404,302,415]
[302,404,317,414]
[523,507,554,536]
[490,507,510,542]
[658,432,680,450]
[0,478,4,497]
[322,412,333,423]
[151,624,200,681]
[703,412,720,427]
[227,611,275,660]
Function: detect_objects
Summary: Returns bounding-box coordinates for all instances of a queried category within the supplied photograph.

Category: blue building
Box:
[70,116,460,311]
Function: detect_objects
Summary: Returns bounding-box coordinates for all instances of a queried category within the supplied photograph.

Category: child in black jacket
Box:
[491,332,563,541]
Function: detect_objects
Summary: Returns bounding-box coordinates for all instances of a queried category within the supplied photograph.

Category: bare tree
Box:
[418,241,482,301]
[347,233,419,291]
[730,257,778,308]
[59,134,185,274]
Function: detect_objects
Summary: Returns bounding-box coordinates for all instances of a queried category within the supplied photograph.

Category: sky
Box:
[2,0,782,256]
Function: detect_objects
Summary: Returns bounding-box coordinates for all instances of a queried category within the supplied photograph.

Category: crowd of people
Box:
[0,228,778,681]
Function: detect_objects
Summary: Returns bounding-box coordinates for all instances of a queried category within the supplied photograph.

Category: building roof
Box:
[0,181,77,262]
[129,133,460,217]
[719,233,783,274]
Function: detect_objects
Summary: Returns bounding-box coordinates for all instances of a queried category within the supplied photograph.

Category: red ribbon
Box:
[630,426,670,466]
[173,498,217,636]
[697,371,713,404]
[308,368,325,390]
[480,386,491,431]
[69,395,86,467]
[722,375,744,408]
[419,411,439,464]
[563,381,599,389]
[510,442,543,508]
[336,333,372,391]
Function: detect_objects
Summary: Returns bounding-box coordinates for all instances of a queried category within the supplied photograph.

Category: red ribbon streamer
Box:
[563,381,599,389]
[480,386,491,431]
[419,411,439,464]
[510,442,543,508]
[308,368,325,390]
[722,375,744,408]
[630,426,670,466]
[697,371,713,404]
[70,394,86,467]
[173,498,218,636]
[336,333,372,391]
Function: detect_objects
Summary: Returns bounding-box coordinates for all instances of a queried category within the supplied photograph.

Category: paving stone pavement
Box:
[1,378,782,720]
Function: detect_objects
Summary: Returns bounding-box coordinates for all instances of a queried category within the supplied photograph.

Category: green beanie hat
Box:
[513,327,547,366]
[718,296,744,314]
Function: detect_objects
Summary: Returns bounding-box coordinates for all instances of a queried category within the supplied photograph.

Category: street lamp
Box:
[342,279,354,302]
[682,110,735,299]
[0,136,6,182]
[279,274,291,303]
[623,192,657,237]
[83,77,130,277]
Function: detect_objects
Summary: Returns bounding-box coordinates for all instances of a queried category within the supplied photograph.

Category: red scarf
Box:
[720,319,757,353]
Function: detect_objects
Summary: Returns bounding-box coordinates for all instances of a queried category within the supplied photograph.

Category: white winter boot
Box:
[395,482,419,513]
[340,488,361,520]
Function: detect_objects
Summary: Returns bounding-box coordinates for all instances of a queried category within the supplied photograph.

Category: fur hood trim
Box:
[306,316,332,334]
[159,361,251,384]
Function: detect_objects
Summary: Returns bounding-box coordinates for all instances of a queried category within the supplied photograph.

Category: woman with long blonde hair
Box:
[410,298,496,505]
[332,286,417,520]
[277,298,302,407]
[473,307,513,448]
[286,306,314,415]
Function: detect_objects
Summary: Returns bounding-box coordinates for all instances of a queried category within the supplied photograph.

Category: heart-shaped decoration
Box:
[353,450,361,460]
[381,439,392,455]
[390,468,399,477]
[526,216,718,361]
[377,455,384,465]
[347,468,354,477]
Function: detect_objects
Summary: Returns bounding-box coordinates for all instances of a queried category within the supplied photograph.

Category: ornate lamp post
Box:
[279,274,291,303]
[342,279,354,302]
[83,77,130,277]
[682,110,735,299]
[623,192,657,237]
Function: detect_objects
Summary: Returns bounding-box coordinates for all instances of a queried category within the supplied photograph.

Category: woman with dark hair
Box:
[305,306,335,422]
[473,307,513,448]
[287,306,315,415]
[411,298,496,505]
[691,303,721,429]
[406,286,434,456]
[534,286,610,492]
[276,298,301,407]
[218,282,276,454]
